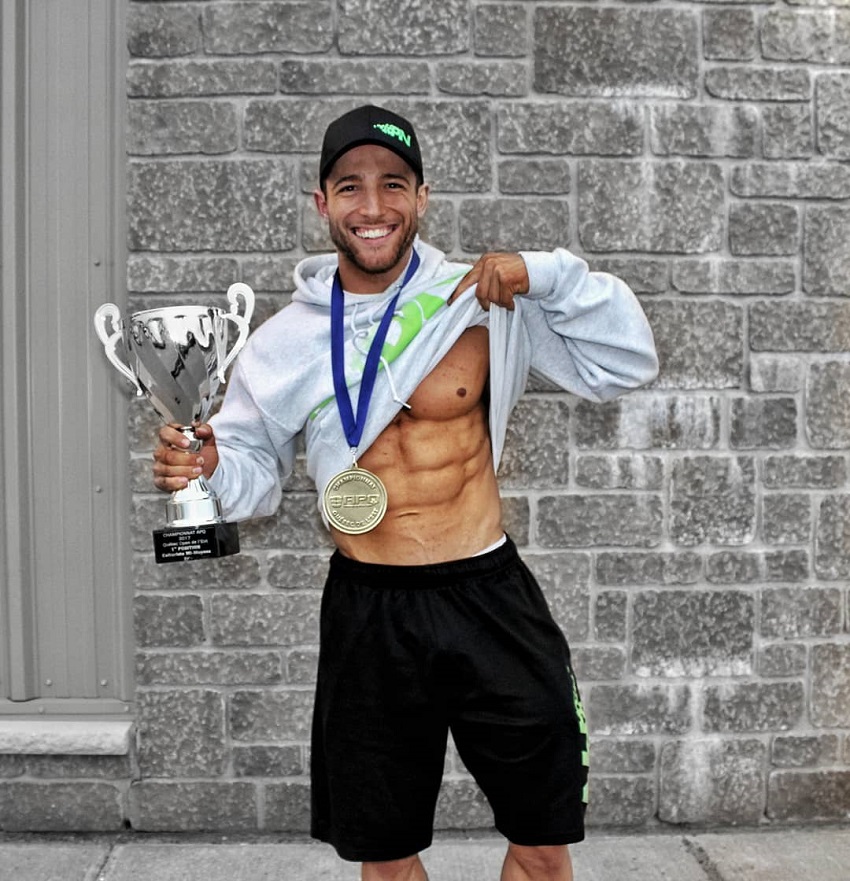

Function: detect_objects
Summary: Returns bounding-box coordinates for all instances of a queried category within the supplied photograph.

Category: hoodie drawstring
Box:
[349,302,411,410]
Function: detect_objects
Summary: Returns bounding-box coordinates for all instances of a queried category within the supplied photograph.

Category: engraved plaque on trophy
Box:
[94,284,254,564]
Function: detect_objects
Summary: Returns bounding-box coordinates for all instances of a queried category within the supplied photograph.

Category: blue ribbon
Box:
[330,250,421,452]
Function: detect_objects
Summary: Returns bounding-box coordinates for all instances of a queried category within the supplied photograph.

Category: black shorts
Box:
[310,536,588,863]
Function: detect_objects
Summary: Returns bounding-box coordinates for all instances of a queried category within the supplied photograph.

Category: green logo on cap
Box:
[373,122,411,148]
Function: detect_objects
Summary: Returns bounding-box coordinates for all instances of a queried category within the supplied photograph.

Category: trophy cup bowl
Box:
[94,283,254,564]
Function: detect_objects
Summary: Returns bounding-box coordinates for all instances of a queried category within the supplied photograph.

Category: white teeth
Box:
[355,228,391,239]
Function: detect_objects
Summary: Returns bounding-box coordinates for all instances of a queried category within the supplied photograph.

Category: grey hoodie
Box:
[208,238,658,525]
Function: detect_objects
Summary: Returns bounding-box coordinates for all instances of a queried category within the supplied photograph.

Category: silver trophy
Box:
[93,284,254,563]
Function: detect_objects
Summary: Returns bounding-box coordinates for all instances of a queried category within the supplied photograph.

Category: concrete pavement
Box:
[1,827,849,881]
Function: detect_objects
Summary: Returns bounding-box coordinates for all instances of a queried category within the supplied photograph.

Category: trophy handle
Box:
[93,303,143,395]
[217,283,255,381]
[227,282,255,326]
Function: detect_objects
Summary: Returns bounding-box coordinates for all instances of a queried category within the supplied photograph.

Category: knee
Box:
[361,854,426,881]
[507,843,572,880]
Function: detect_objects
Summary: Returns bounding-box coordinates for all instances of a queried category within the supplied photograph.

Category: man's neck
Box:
[337,248,415,295]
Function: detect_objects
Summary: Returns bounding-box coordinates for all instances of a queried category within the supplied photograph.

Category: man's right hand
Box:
[152,423,219,492]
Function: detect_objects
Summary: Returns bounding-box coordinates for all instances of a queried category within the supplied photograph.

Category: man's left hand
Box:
[448,252,529,311]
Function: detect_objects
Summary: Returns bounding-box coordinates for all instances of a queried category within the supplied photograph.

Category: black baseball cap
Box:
[319,105,423,185]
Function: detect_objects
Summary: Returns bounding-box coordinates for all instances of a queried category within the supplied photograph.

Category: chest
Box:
[402,325,490,421]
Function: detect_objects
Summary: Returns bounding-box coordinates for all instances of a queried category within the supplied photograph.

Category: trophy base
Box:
[153,522,240,564]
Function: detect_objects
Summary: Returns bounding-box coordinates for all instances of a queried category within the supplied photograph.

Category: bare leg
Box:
[501,844,573,881]
[362,854,428,881]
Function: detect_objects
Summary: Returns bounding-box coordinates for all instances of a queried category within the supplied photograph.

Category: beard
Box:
[327,214,419,279]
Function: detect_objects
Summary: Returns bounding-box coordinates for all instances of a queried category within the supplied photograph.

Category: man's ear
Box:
[313,188,328,219]
[416,183,430,218]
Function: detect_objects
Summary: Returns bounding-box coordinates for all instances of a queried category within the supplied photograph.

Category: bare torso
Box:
[331,325,504,564]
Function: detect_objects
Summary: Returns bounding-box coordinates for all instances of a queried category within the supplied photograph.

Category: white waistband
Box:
[473,533,508,557]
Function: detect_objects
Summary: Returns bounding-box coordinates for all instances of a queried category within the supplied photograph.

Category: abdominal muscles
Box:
[332,326,504,564]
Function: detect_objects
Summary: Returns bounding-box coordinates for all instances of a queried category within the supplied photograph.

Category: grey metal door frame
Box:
[0,0,133,716]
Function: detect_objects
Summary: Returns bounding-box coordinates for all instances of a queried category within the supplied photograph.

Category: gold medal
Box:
[322,466,388,534]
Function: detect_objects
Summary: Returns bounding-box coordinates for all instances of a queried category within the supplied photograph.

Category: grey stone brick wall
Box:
[18,0,849,836]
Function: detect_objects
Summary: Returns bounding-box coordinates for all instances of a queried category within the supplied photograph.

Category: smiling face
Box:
[314,144,430,294]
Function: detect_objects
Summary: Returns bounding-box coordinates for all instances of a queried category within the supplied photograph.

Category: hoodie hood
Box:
[292,237,457,307]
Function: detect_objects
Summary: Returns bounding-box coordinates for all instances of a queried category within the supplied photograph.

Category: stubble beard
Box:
[328,215,418,279]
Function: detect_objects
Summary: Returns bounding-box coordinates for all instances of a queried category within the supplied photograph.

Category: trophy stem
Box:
[166,425,224,524]
[167,475,224,526]
[178,425,203,453]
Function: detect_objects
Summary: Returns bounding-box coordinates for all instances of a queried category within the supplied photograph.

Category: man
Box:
[153,105,658,881]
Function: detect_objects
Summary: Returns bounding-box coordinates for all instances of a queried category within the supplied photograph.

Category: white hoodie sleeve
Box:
[208,359,296,522]
[518,249,659,402]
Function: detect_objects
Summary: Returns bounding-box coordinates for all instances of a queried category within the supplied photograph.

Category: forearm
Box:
[520,249,659,399]
[205,361,297,522]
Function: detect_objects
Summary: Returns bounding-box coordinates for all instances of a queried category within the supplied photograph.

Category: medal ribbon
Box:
[330,251,421,454]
